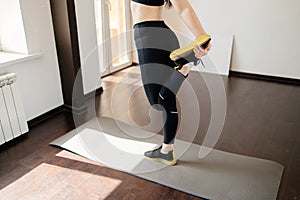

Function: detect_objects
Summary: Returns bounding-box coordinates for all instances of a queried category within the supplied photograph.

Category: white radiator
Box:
[0,73,28,145]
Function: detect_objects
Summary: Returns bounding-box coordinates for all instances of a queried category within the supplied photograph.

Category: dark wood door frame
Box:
[49,0,87,115]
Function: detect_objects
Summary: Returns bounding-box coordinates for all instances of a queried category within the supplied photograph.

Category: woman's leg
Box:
[158,85,178,144]
[159,69,186,153]
[133,22,184,165]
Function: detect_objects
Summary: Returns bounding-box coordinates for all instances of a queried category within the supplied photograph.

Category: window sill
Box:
[0,52,43,69]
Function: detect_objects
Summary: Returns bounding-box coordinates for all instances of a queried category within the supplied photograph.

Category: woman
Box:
[131,0,211,166]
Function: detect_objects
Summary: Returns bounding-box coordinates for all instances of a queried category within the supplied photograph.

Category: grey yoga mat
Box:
[50,117,284,200]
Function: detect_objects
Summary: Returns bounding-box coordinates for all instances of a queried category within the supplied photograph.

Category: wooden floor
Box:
[0,66,299,200]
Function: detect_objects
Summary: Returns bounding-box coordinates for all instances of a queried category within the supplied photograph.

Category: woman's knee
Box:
[158,88,177,111]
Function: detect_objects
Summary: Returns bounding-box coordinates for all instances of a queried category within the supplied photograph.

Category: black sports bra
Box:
[131,0,164,6]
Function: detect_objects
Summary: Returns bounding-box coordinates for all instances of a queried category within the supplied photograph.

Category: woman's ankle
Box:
[178,65,192,76]
[161,143,174,153]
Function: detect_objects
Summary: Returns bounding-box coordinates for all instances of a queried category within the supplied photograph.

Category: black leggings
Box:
[133,21,186,144]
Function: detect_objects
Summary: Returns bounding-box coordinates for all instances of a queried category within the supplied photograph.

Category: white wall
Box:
[163,0,300,79]
[75,0,102,95]
[0,0,64,121]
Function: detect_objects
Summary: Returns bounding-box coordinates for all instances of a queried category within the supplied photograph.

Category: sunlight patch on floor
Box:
[0,162,122,199]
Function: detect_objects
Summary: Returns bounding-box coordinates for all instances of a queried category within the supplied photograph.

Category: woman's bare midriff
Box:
[131,2,163,25]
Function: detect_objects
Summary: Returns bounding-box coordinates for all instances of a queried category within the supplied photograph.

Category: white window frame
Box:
[0,0,42,68]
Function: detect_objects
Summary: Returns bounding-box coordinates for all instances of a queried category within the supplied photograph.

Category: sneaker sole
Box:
[170,34,211,61]
[145,157,177,166]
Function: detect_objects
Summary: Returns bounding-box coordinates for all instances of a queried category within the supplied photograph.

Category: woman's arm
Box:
[170,0,211,58]
[170,0,206,37]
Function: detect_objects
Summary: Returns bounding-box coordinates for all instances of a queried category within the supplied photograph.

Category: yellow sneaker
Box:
[144,145,177,166]
[170,34,211,62]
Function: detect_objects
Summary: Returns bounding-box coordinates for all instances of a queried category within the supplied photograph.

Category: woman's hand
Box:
[194,42,211,59]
